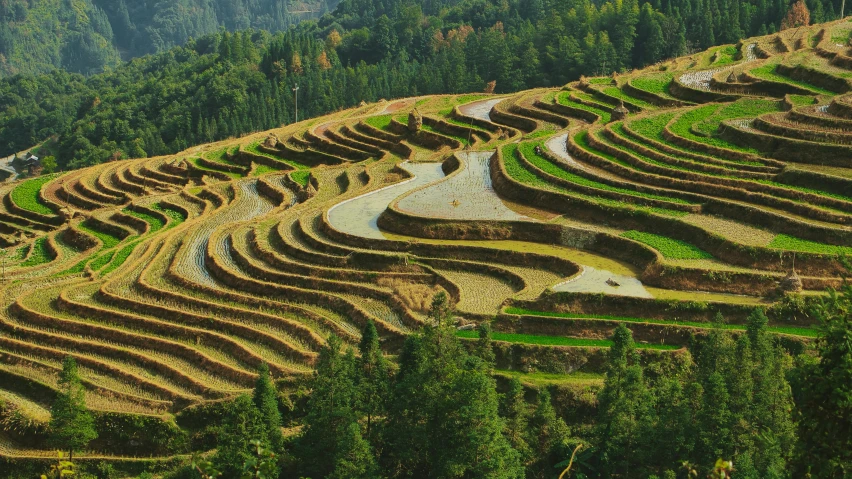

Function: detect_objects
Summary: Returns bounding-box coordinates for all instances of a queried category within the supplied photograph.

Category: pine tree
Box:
[381,335,430,477]
[295,335,377,478]
[475,322,496,368]
[355,320,389,441]
[383,292,523,478]
[48,356,97,461]
[595,325,654,477]
[635,3,666,66]
[214,394,273,478]
[500,378,530,457]
[791,283,852,477]
[525,389,571,478]
[252,363,282,450]
[430,358,524,478]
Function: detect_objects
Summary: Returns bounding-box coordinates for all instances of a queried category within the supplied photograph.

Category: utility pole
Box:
[292,84,300,123]
[842,0,846,20]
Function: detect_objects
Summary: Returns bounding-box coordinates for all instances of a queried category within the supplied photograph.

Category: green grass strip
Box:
[788,94,817,106]
[524,129,557,140]
[421,124,471,146]
[11,174,59,215]
[188,157,242,179]
[205,146,242,166]
[251,164,280,176]
[519,141,693,205]
[88,251,116,271]
[20,237,51,267]
[245,141,308,171]
[690,99,782,137]
[601,86,656,109]
[621,230,713,259]
[151,203,187,228]
[364,114,393,131]
[290,170,311,188]
[712,45,738,66]
[631,73,675,96]
[503,307,819,338]
[123,209,165,234]
[502,143,686,218]
[78,221,123,249]
[749,64,834,95]
[769,234,852,255]
[556,92,611,123]
[101,240,141,275]
[456,330,678,349]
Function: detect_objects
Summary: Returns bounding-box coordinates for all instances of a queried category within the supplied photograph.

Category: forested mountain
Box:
[0,0,336,77]
[0,0,844,170]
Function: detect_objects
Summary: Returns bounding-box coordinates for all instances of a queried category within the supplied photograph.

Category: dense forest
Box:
[0,0,846,170]
[0,0,336,77]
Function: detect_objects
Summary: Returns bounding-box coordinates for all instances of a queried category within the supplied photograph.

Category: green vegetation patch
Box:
[504,307,819,337]
[712,45,738,66]
[556,92,611,123]
[788,95,817,106]
[89,250,116,271]
[442,117,488,132]
[251,164,280,176]
[421,124,471,146]
[629,113,763,166]
[669,100,781,153]
[768,234,852,255]
[290,170,311,188]
[11,174,59,215]
[189,157,242,179]
[524,129,557,140]
[519,141,692,205]
[621,230,713,259]
[456,330,678,349]
[750,63,835,95]
[494,369,604,386]
[101,240,142,275]
[601,87,656,109]
[60,258,89,276]
[502,143,687,218]
[151,203,187,228]
[364,114,393,131]
[20,237,51,267]
[690,99,781,137]
[205,146,242,166]
[78,221,123,249]
[245,141,308,171]
[123,208,165,234]
[631,73,675,96]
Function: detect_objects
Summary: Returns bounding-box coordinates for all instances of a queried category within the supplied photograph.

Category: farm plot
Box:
[457,97,506,122]
[327,162,445,239]
[396,151,530,221]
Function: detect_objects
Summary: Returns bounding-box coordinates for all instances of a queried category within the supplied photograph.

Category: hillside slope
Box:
[0,0,335,77]
[0,19,851,467]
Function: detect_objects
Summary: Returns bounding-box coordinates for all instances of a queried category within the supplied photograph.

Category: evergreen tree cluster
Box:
[0,0,840,170]
[591,314,798,478]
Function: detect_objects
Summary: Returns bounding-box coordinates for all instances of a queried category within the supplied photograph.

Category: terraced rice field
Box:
[2,23,851,461]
